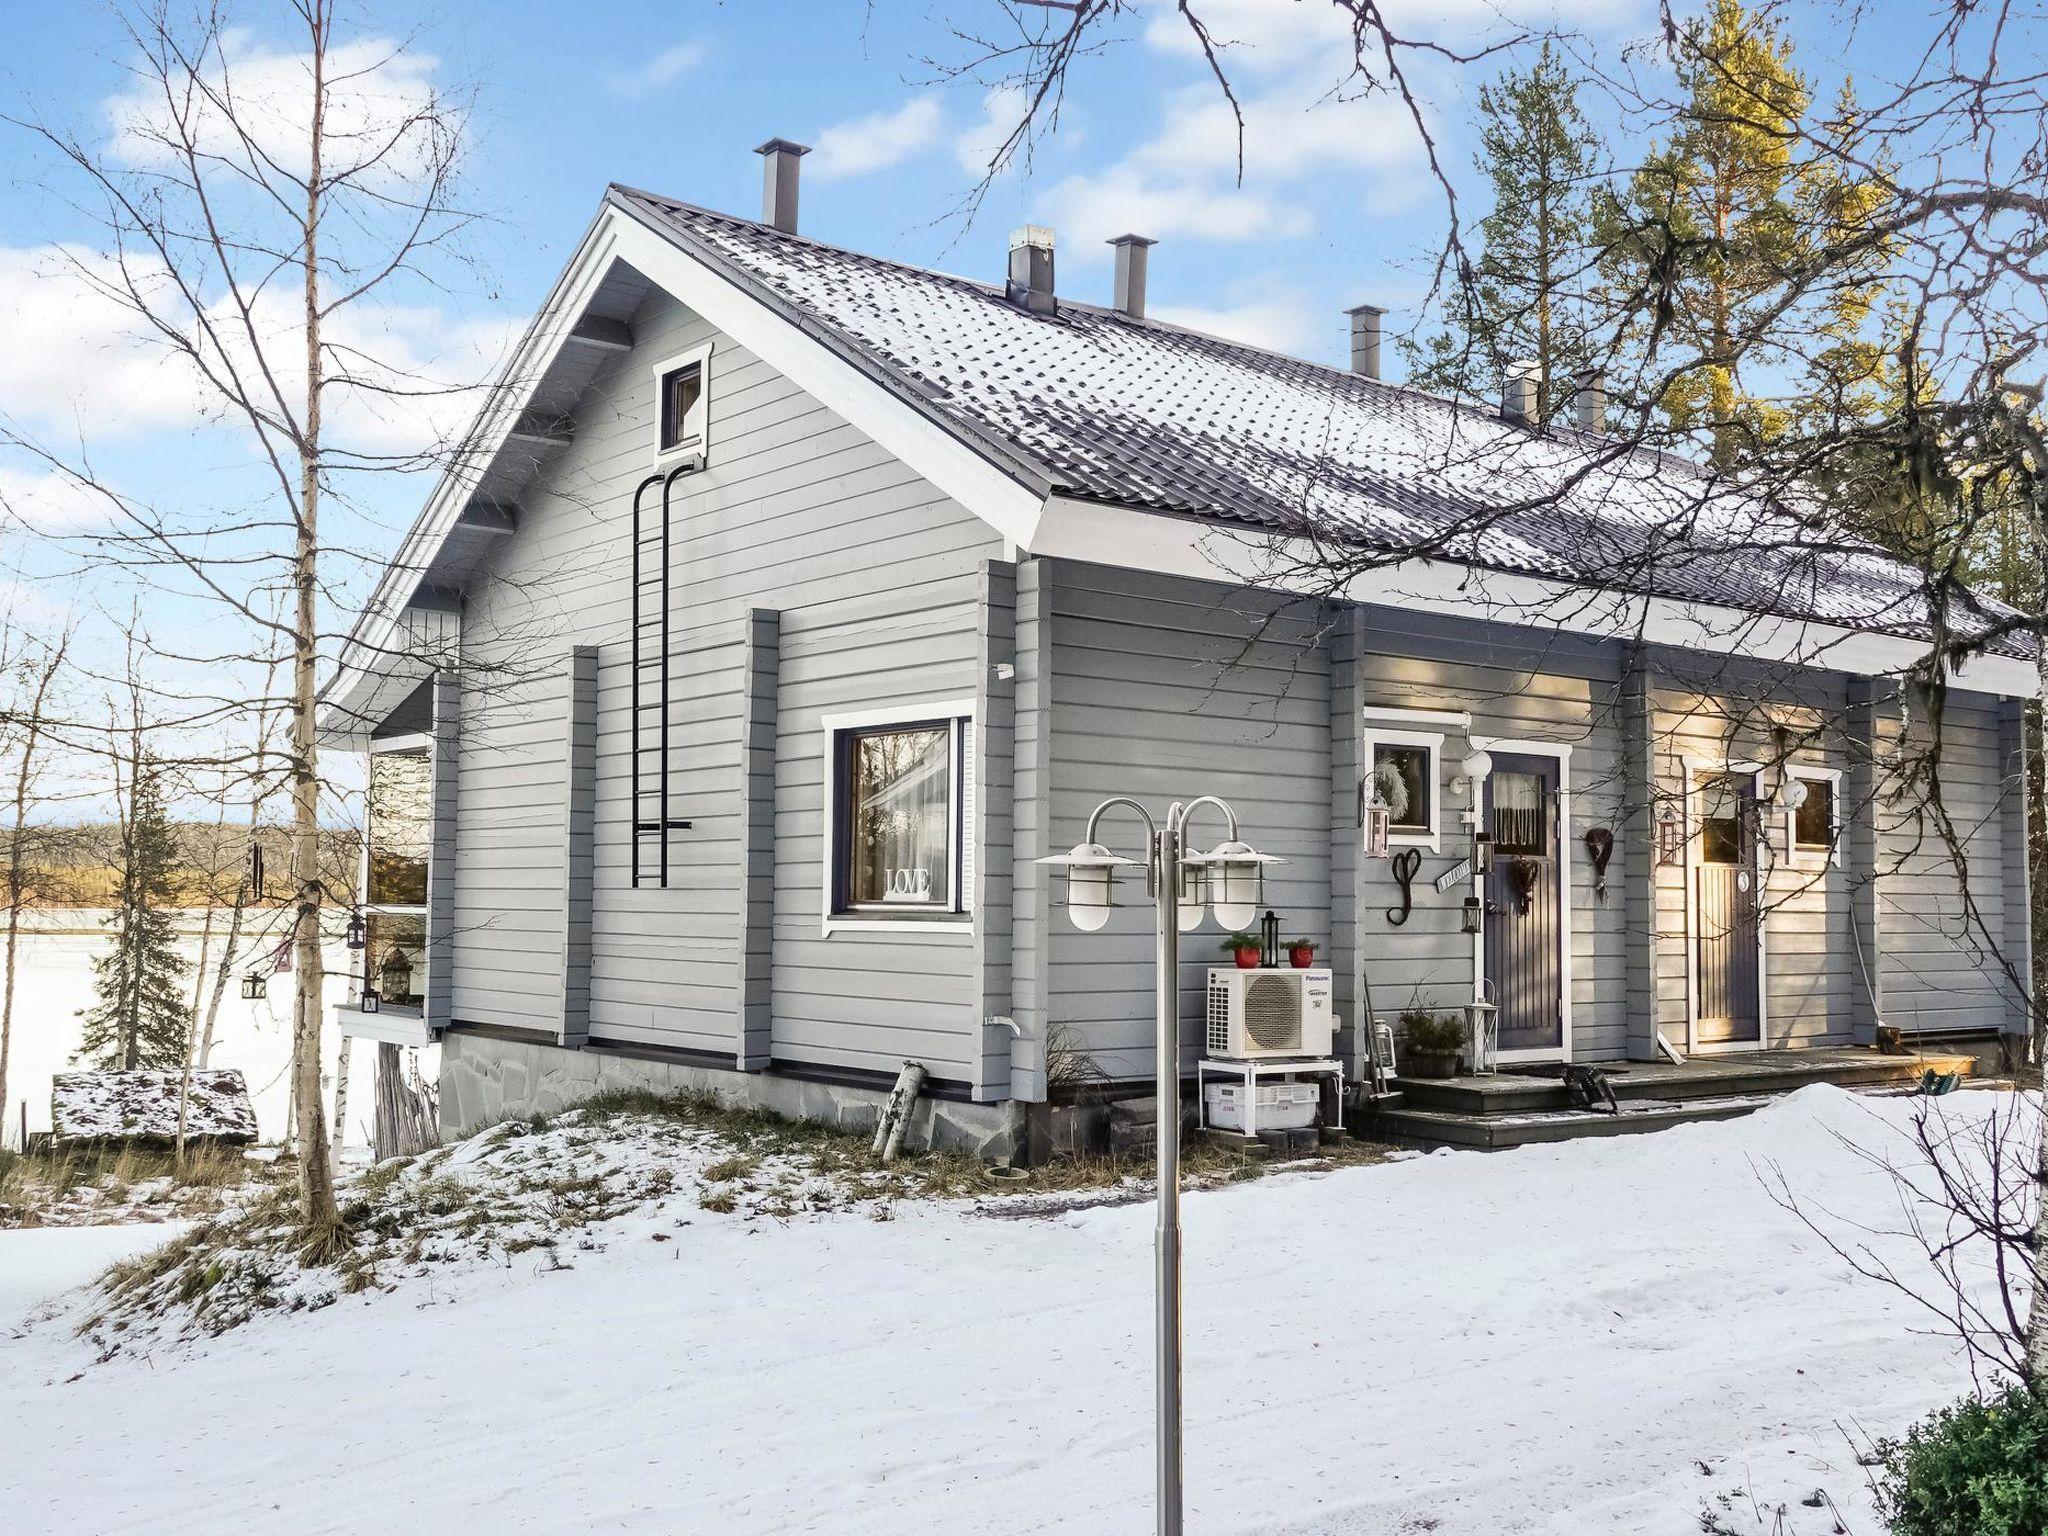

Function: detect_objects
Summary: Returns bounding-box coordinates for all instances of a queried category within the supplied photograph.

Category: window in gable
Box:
[652,343,712,462]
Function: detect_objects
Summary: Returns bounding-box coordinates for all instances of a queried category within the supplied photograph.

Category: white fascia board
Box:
[605,215,1045,546]
[1028,494,2041,699]
[322,201,1050,747]
[320,206,625,746]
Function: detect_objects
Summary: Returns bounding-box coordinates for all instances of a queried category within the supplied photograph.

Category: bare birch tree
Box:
[0,625,71,1149]
[2,0,483,1241]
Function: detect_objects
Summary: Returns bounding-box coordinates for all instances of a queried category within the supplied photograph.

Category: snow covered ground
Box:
[3,915,412,1150]
[0,1086,2020,1536]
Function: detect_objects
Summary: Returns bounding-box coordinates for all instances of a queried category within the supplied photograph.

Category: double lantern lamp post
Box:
[1040,796,1279,1536]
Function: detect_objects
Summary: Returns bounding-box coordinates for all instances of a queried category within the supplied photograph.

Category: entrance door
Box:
[1483,753,1563,1056]
[1692,771,1761,1046]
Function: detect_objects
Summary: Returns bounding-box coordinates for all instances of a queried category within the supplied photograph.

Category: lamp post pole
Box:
[1045,793,1274,1536]
[1150,813,1184,1536]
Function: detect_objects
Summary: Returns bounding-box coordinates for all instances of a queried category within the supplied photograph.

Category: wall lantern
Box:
[1655,801,1685,867]
[359,988,381,1015]
[345,909,367,950]
[1461,896,1483,935]
[239,972,267,1001]
[1184,839,1282,930]
[1771,774,1809,813]
[1043,840,1146,932]
[1361,791,1393,861]
[1454,747,1495,798]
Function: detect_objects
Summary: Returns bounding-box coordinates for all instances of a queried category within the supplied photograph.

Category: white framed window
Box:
[1361,714,1447,853]
[820,699,975,933]
[652,342,712,462]
[360,736,432,1011]
[1786,766,1842,866]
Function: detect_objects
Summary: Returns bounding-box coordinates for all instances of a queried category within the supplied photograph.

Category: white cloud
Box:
[1134,81,1423,183]
[1036,168,1312,256]
[810,98,945,181]
[955,85,1029,177]
[103,29,450,185]
[1150,288,1321,355]
[1140,0,1644,70]
[0,465,115,534]
[0,244,516,458]
[605,42,707,100]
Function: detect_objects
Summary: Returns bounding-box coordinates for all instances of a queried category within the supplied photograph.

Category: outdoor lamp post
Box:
[1040,795,1279,1536]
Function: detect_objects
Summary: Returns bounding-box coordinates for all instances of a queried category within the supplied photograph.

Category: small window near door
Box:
[1792,772,1837,857]
[1491,770,1548,854]
[1698,776,1742,864]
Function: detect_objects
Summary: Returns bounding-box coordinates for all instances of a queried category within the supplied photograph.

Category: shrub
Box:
[1403,1011,1468,1057]
[1875,1384,2048,1536]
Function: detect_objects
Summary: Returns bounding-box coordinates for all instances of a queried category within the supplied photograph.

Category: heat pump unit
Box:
[1205,968,1335,1060]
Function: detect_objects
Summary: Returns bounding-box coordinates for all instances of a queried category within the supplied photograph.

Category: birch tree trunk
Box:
[2026,636,2048,1386]
[0,635,66,1146]
[290,14,339,1238]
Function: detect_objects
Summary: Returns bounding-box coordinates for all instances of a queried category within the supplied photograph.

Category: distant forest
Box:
[11,822,362,909]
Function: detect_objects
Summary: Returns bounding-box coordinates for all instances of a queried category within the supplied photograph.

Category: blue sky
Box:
[0,0,1940,801]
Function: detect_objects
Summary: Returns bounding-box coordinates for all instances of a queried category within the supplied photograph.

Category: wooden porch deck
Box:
[1368,1045,1985,1151]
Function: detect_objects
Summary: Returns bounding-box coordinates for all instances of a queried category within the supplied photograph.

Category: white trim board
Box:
[1468,737,1574,1066]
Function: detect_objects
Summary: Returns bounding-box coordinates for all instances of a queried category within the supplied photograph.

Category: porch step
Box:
[1372,1094,1770,1151]
[1370,1046,1979,1152]
[1392,1048,1977,1115]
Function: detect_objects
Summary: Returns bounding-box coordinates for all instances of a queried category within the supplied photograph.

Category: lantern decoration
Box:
[1473,830,1495,876]
[1461,896,1483,935]
[345,908,367,950]
[359,988,381,1015]
[1655,800,1685,867]
[1258,909,1281,968]
[1041,841,1145,932]
[239,972,267,1001]
[1361,791,1393,860]
[1184,839,1281,930]
[379,945,415,1001]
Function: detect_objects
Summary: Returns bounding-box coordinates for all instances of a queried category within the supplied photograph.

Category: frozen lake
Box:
[2,911,413,1150]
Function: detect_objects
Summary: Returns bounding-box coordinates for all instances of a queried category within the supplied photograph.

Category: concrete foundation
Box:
[438,1029,1025,1161]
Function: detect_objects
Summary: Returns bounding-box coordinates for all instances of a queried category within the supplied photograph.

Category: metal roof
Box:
[615,186,2027,662]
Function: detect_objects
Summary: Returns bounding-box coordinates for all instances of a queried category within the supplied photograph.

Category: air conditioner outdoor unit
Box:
[1205,967,1335,1060]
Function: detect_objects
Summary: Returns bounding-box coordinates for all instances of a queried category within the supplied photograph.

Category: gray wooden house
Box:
[322,142,2035,1154]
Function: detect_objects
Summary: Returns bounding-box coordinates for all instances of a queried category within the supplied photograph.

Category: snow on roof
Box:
[51,1070,260,1146]
[617,187,2027,660]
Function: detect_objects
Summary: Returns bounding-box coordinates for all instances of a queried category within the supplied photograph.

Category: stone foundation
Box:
[438,1030,1024,1161]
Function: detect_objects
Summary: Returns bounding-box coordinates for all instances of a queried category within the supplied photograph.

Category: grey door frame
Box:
[1682,758,1769,1053]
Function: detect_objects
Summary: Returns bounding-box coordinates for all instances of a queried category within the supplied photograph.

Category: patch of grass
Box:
[1,1143,273,1229]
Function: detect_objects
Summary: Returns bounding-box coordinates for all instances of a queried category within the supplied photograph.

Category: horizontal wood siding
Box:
[1876,690,2019,1034]
[1048,564,1331,1079]
[449,284,999,1079]
[1352,610,1628,1061]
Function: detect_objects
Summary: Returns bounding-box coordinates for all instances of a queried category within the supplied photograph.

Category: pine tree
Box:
[1607,0,1812,465]
[1406,41,1600,421]
[78,757,191,1071]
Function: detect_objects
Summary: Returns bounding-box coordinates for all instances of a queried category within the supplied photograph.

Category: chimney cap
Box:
[1009,224,1055,251]
[1345,301,1387,317]
[755,138,812,158]
[1107,232,1157,249]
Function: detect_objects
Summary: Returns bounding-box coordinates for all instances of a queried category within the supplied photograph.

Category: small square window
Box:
[1793,775,1835,853]
[828,714,972,919]
[658,362,704,454]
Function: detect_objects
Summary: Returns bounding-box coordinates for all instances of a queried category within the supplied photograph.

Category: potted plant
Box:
[1287,937,1318,969]
[1401,1008,1467,1079]
[1220,933,1262,969]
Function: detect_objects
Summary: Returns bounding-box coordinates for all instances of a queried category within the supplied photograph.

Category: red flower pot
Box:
[1288,946,1315,969]
[1231,947,1260,969]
